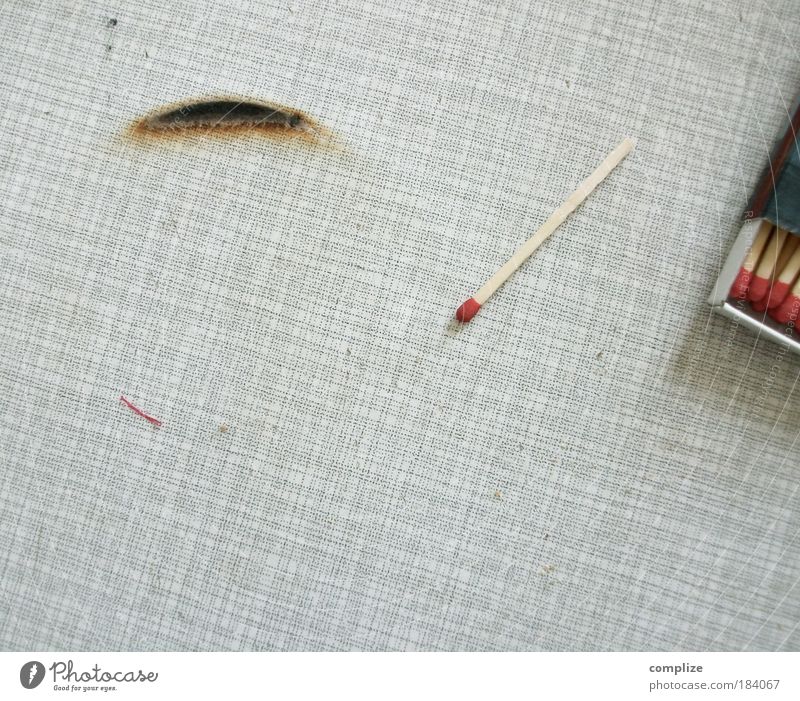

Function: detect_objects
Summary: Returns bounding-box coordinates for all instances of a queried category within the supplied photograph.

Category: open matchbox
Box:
[709,102,800,355]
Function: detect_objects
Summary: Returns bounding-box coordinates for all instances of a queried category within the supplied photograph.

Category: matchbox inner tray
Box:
[709,104,800,356]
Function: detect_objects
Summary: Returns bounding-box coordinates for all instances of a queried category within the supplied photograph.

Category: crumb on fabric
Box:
[219,423,229,433]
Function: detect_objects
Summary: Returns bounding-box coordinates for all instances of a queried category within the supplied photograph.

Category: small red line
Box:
[119,395,162,426]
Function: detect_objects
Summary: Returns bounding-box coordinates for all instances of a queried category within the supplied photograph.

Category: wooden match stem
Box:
[741,221,773,272]
[754,227,788,278]
[778,241,800,283]
[472,138,635,306]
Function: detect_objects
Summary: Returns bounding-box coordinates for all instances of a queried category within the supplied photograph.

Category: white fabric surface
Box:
[1,0,799,651]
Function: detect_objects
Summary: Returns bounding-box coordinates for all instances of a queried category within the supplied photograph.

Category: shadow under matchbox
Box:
[709,102,800,354]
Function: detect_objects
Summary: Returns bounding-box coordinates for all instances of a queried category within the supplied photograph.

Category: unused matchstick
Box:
[769,271,800,324]
[750,231,797,311]
[730,220,772,299]
[749,226,789,301]
[767,238,800,309]
[455,137,635,323]
[775,233,799,275]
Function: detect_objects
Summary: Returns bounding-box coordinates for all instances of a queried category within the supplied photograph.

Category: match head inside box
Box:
[710,106,800,354]
[712,220,800,355]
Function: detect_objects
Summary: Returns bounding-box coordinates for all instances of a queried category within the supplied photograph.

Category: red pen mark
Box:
[119,395,162,427]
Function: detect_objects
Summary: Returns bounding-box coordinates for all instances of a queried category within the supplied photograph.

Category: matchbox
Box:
[709,105,800,355]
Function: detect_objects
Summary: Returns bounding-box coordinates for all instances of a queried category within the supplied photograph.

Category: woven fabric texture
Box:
[1,0,799,651]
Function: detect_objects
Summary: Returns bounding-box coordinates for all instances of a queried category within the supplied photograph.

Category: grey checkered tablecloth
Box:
[1,0,799,651]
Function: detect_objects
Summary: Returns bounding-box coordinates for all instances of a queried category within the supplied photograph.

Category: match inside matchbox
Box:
[709,102,800,355]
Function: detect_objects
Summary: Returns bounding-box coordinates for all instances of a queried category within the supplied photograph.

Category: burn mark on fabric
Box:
[130,97,329,143]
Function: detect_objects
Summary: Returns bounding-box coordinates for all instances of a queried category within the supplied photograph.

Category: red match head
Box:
[455,297,481,323]
[770,295,800,325]
[730,267,752,299]
[767,281,791,309]
[747,276,771,302]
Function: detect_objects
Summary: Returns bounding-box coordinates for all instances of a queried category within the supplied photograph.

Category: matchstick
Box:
[769,270,800,324]
[775,233,799,275]
[767,236,800,309]
[730,220,772,299]
[749,230,797,311]
[748,226,788,301]
[455,137,635,322]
